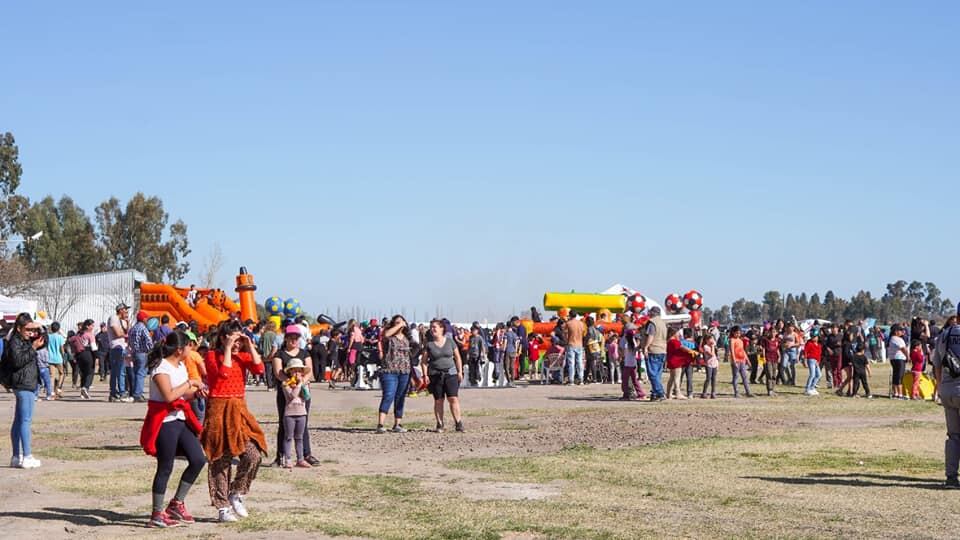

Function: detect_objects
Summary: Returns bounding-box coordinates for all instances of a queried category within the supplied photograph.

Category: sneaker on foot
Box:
[19,455,41,469]
[391,425,407,433]
[376,424,386,434]
[122,396,134,403]
[228,493,248,518]
[455,421,465,432]
[811,389,820,396]
[435,422,445,433]
[10,455,20,468]
[305,455,320,466]
[166,499,195,524]
[218,507,238,522]
[945,477,960,489]
[148,510,182,528]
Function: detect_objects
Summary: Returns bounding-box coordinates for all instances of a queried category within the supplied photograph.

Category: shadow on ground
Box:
[743,472,944,490]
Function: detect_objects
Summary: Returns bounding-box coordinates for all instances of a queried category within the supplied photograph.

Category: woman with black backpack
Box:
[2,313,44,469]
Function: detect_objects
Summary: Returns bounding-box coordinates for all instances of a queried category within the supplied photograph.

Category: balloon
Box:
[146,317,160,331]
[683,290,703,311]
[664,294,684,314]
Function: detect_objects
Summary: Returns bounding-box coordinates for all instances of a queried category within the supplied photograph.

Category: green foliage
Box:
[95,193,191,282]
[14,196,107,276]
[0,132,25,238]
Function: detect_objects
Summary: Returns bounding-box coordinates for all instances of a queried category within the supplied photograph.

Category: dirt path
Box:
[0,381,941,539]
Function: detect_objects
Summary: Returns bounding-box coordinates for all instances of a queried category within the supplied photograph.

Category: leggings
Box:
[731,362,751,396]
[275,389,311,461]
[851,368,871,396]
[76,349,96,390]
[152,420,207,497]
[283,415,307,462]
[891,359,906,387]
[701,366,717,396]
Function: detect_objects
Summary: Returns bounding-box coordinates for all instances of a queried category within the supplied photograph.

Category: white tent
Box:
[0,294,38,318]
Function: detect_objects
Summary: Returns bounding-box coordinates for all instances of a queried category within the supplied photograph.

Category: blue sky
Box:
[4,1,958,321]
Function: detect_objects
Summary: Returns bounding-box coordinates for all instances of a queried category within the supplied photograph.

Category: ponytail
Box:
[147,330,190,371]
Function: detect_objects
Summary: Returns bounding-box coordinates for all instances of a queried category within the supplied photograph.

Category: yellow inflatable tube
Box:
[543,292,626,313]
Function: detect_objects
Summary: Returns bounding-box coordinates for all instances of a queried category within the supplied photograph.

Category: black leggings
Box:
[891,359,906,387]
[76,349,95,390]
[852,368,871,396]
[152,419,206,495]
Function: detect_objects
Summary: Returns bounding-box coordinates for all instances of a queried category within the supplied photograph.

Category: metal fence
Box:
[30,269,147,326]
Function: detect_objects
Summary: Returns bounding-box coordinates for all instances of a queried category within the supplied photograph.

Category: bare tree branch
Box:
[33,277,83,323]
[199,243,224,290]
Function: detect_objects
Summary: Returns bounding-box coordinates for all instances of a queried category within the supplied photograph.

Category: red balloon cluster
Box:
[626,293,646,313]
[664,293,685,314]
[683,290,703,311]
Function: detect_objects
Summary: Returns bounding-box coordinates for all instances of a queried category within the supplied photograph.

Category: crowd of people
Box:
[4,302,960,527]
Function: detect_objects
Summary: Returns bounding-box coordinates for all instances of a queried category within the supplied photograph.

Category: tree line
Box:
[0,132,191,287]
[703,281,953,325]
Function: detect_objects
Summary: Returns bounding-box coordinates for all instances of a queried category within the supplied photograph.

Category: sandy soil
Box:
[0,379,940,539]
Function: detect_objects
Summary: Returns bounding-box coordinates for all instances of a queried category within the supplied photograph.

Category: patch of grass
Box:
[41,466,154,498]
[34,445,139,462]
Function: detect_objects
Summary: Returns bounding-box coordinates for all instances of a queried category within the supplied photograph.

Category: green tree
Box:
[808,293,822,319]
[14,196,107,276]
[0,132,27,239]
[762,290,783,321]
[717,305,732,325]
[95,193,191,282]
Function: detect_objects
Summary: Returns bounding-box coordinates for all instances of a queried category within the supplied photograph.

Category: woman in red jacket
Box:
[202,320,267,523]
[140,331,206,528]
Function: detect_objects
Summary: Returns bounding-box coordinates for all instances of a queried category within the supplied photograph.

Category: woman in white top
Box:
[141,331,207,528]
[887,325,909,399]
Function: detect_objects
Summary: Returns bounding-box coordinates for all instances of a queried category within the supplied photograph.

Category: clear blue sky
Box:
[5,1,958,321]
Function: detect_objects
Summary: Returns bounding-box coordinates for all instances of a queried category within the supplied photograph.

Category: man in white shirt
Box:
[107,303,132,402]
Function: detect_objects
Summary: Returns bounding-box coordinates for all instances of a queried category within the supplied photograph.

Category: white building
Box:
[30,269,146,326]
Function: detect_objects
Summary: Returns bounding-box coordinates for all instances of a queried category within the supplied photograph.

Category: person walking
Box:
[803,331,822,396]
[46,321,66,399]
[74,319,98,400]
[202,321,268,523]
[377,315,412,433]
[421,319,465,433]
[139,331,207,528]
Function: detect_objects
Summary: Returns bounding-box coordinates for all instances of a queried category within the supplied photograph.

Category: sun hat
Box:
[285,325,302,336]
[284,357,306,373]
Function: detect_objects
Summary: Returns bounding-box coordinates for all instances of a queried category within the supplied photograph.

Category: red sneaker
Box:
[166,499,195,524]
[147,510,182,528]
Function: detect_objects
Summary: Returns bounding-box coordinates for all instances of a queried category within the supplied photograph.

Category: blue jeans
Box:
[565,346,584,383]
[805,360,821,392]
[11,390,35,457]
[646,353,666,398]
[35,367,52,398]
[109,346,127,398]
[378,372,411,419]
[191,398,206,425]
[132,352,148,399]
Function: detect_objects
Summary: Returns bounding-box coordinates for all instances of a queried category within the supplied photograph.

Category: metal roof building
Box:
[30,269,147,326]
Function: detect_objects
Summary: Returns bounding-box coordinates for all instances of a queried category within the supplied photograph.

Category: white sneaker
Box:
[80,388,90,400]
[811,389,820,396]
[10,455,21,468]
[228,493,248,518]
[218,507,238,522]
[121,396,134,403]
[20,455,41,469]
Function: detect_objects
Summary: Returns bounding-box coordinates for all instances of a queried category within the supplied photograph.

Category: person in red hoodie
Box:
[140,331,206,528]
[803,332,823,396]
[664,328,696,400]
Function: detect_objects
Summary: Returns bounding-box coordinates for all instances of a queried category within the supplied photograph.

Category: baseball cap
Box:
[116,302,130,312]
[285,325,302,336]
[647,306,662,316]
[137,310,149,322]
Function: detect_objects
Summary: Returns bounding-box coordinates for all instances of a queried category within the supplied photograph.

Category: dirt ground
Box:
[0,366,948,539]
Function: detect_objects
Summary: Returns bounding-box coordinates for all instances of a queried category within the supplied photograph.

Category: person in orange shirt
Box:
[184,331,208,423]
[729,326,754,398]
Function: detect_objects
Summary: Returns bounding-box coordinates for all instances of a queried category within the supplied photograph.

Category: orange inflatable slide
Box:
[139,283,229,331]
